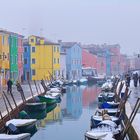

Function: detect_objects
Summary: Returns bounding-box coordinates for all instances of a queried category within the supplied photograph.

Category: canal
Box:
[31,84,101,140]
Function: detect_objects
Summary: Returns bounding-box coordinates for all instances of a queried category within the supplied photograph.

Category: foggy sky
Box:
[0,0,140,55]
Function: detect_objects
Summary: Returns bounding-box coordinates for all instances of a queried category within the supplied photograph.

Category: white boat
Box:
[46,92,61,98]
[85,120,121,140]
[6,119,37,127]
[97,108,120,116]
[85,131,115,140]
[49,88,61,93]
[101,81,113,91]
[79,78,88,84]
[0,133,30,140]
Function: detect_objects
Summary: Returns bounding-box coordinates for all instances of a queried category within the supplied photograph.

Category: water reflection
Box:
[62,86,82,119]
[31,85,101,140]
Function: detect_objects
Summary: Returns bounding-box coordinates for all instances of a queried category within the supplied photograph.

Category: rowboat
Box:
[6,119,37,136]
[97,108,120,116]
[98,92,115,102]
[99,101,120,109]
[38,95,57,105]
[90,115,120,128]
[0,133,30,140]
[85,120,122,140]
[25,102,46,112]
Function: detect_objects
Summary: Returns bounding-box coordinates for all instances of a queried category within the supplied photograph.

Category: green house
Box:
[9,34,18,82]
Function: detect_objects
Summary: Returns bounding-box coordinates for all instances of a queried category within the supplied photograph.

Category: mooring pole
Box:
[28,80,35,101]
[2,93,11,119]
[38,83,42,94]
[34,80,39,95]
[3,91,13,111]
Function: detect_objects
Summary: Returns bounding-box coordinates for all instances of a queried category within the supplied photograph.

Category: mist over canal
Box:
[31,85,101,140]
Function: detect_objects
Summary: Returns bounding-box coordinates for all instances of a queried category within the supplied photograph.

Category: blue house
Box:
[60,42,82,80]
[23,41,31,81]
[66,86,82,119]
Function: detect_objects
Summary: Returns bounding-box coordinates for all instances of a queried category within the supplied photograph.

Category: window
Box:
[32,47,35,52]
[57,58,59,64]
[31,39,34,42]
[32,69,36,76]
[54,46,56,52]
[24,59,27,64]
[53,70,56,76]
[32,58,35,64]
[57,47,59,52]
[24,47,27,52]
[54,58,56,64]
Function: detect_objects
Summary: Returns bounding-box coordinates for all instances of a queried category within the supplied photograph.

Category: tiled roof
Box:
[60,42,78,48]
[0,29,24,38]
[36,41,59,45]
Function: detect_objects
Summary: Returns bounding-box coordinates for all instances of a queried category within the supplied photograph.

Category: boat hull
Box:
[25,102,46,112]
[38,96,57,105]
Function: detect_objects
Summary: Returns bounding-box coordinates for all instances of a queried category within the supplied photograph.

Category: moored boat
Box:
[0,133,31,140]
[6,119,37,136]
[25,102,46,112]
[85,120,122,140]
[90,115,120,128]
[38,95,57,105]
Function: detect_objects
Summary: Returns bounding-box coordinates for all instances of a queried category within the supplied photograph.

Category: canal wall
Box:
[125,101,140,140]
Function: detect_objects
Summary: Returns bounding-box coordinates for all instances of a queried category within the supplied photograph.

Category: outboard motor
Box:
[7,123,20,134]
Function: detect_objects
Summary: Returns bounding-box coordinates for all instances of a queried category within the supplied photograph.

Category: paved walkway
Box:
[128,80,140,111]
[0,82,44,117]
[126,80,140,139]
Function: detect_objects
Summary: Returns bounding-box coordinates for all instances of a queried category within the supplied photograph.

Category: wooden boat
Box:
[98,92,115,103]
[99,101,120,109]
[49,88,61,93]
[25,102,46,112]
[97,108,120,116]
[90,115,120,128]
[85,120,122,140]
[6,119,37,136]
[85,131,115,140]
[0,133,30,140]
[46,103,57,113]
[38,95,57,105]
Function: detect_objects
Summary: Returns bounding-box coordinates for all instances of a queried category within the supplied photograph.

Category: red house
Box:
[96,56,106,75]
[18,38,24,82]
[82,49,97,68]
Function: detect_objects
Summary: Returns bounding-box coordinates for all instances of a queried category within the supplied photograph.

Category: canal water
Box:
[31,84,101,140]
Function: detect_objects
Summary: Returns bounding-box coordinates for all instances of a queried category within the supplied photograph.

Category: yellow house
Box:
[0,30,10,85]
[28,35,60,81]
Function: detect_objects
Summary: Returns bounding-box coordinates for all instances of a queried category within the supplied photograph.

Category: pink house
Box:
[82,49,97,68]
[96,56,106,75]
[18,38,24,82]
[110,46,121,75]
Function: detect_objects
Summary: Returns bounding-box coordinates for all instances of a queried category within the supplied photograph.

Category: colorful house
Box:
[23,35,60,81]
[23,40,31,81]
[60,52,66,79]
[18,36,24,82]
[60,42,82,80]
[0,30,10,85]
[9,33,24,82]
[82,49,97,68]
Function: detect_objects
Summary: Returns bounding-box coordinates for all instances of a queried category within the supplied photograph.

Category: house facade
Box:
[0,30,10,85]
[61,42,82,80]
[60,52,66,79]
